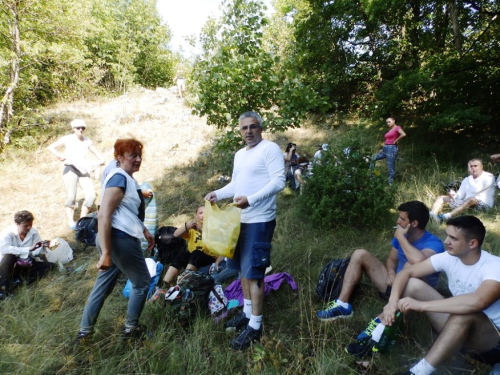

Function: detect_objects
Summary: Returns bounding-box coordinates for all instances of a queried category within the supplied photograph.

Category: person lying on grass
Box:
[375,216,500,375]
[316,201,444,323]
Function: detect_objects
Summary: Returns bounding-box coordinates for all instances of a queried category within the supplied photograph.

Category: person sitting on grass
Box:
[150,205,221,300]
[429,158,496,223]
[0,210,54,300]
[316,201,444,322]
[376,216,500,375]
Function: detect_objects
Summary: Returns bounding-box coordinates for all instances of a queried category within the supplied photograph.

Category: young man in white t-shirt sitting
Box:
[381,215,500,375]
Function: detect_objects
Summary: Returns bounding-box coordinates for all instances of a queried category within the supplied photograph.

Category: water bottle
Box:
[378,311,403,352]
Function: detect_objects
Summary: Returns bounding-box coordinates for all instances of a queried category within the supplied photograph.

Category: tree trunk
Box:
[0,0,22,147]
[449,0,463,56]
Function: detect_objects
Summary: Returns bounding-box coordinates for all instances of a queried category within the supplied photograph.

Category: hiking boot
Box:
[345,337,380,358]
[316,300,353,321]
[122,325,146,340]
[229,324,262,351]
[73,331,92,352]
[225,311,250,333]
[356,318,381,340]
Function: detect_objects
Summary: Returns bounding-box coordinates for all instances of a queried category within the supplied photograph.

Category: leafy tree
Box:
[193,0,328,149]
[0,0,174,149]
[288,0,500,141]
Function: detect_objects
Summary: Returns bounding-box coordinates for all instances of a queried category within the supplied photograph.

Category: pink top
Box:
[384,126,401,145]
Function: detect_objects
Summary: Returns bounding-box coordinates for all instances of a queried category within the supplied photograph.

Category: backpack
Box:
[154,226,186,264]
[75,212,98,249]
[315,258,351,302]
[166,270,219,324]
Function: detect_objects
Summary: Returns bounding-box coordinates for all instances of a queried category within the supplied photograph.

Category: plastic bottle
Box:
[378,311,403,352]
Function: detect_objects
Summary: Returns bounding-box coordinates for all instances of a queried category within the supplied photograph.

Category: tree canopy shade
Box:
[0,0,175,149]
[289,0,500,139]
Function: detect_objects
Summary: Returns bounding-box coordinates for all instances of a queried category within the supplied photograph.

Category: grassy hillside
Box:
[1,91,499,375]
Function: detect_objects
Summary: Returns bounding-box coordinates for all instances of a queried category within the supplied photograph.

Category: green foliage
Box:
[0,0,175,148]
[193,0,328,150]
[299,139,395,229]
[287,0,500,143]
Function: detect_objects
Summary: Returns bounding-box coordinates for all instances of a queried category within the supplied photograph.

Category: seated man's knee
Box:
[402,277,429,297]
[351,249,370,261]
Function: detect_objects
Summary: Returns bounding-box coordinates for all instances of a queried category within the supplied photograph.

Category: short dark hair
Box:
[14,210,34,224]
[397,201,429,229]
[447,215,486,247]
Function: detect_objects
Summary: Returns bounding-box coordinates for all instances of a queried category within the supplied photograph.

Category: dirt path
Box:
[0,88,214,241]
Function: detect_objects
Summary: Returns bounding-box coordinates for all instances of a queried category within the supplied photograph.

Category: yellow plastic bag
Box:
[202,200,241,259]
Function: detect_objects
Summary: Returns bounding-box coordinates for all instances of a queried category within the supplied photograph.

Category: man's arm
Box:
[399,280,500,315]
[394,226,438,265]
[246,145,285,206]
[385,247,399,286]
[383,258,436,325]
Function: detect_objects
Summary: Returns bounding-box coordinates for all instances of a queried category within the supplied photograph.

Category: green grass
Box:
[1,111,499,374]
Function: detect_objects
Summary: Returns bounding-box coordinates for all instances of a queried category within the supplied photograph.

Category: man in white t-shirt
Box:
[381,216,500,375]
[205,111,285,350]
[430,158,496,223]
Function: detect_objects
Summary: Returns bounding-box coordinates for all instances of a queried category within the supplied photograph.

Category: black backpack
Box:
[315,258,351,301]
[75,212,98,249]
[167,270,217,324]
[154,226,186,265]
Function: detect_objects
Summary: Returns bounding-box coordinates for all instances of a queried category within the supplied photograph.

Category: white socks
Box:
[249,314,262,330]
[243,299,252,318]
[243,299,262,330]
[336,299,350,309]
[370,322,385,342]
[410,359,436,375]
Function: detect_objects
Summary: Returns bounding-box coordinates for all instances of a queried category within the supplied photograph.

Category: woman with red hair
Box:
[76,139,154,342]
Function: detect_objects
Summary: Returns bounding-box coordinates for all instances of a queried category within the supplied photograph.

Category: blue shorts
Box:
[227,220,276,280]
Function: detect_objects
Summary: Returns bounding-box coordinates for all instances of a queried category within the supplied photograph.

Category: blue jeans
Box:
[374,145,398,184]
[79,234,150,333]
[227,220,276,280]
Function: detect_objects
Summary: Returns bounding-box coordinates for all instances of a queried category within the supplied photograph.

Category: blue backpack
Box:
[315,258,351,301]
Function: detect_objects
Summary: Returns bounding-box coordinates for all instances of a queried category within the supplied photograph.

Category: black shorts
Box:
[467,338,500,366]
[170,249,215,270]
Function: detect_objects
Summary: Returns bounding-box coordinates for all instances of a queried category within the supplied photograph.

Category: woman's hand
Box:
[144,228,155,250]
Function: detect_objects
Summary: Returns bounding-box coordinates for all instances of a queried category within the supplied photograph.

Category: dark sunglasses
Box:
[75,127,86,130]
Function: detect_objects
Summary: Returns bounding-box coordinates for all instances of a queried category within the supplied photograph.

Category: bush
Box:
[299,141,395,229]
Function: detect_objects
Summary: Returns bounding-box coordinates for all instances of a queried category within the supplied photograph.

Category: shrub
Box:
[299,140,395,229]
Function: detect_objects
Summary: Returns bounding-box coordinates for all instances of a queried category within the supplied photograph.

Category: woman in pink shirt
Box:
[373,117,406,184]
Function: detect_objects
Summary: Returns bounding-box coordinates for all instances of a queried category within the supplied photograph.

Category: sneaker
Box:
[225,311,250,333]
[316,300,353,321]
[345,337,380,358]
[147,287,166,302]
[429,212,439,222]
[356,318,381,340]
[69,221,77,230]
[229,324,262,350]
